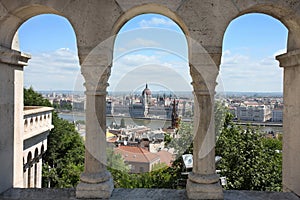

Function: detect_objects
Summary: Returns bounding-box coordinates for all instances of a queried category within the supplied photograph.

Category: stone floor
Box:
[0,188,299,200]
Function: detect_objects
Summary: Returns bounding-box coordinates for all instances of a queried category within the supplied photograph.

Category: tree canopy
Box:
[24,87,51,107]
[216,113,282,191]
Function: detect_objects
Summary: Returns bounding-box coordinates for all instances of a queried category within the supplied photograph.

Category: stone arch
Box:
[77,9,195,199]
[112,4,190,37]
[219,11,286,188]
[0,4,60,48]
[220,4,300,196]
[41,144,44,154]
[0,4,79,192]
[226,2,300,50]
[220,12,287,88]
[109,5,192,92]
[110,12,191,90]
[9,9,79,52]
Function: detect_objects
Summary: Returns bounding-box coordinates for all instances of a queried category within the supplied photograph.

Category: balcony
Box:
[23,106,54,140]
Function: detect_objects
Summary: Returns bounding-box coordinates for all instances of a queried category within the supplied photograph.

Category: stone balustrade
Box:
[23,106,54,140]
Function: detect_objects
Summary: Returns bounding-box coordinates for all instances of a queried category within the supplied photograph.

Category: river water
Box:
[58,113,172,130]
[58,112,282,133]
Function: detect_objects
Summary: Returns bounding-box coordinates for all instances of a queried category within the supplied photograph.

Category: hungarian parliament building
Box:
[106,84,194,120]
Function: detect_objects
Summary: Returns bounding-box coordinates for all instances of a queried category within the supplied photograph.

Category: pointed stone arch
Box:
[221,2,300,196]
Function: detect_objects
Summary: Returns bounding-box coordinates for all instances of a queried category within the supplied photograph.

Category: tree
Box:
[215,113,282,191]
[167,122,193,158]
[168,108,282,191]
[44,112,84,188]
[107,147,129,172]
[24,87,85,188]
[24,87,51,107]
[214,100,227,138]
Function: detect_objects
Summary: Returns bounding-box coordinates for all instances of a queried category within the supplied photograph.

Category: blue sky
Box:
[19,13,287,92]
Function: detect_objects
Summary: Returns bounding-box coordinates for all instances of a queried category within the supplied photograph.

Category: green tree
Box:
[214,100,227,137]
[164,133,172,146]
[107,147,129,172]
[215,113,282,191]
[24,87,51,107]
[152,162,168,171]
[168,122,193,158]
[44,112,84,188]
[24,87,85,188]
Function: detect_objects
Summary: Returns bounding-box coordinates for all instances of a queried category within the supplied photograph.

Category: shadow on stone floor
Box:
[0,188,299,200]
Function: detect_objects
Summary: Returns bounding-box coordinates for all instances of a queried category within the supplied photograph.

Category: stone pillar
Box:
[76,52,113,198]
[37,156,42,188]
[276,49,300,196]
[0,46,30,193]
[186,51,223,199]
[23,167,28,188]
[29,163,34,188]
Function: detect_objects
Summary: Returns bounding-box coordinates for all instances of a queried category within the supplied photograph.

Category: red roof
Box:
[156,150,174,166]
[107,137,118,143]
[114,146,159,163]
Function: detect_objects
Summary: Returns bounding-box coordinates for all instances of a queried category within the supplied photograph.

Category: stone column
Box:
[37,156,42,188]
[276,49,300,196]
[23,169,27,188]
[29,163,34,188]
[76,52,113,199]
[186,51,223,199]
[0,45,30,193]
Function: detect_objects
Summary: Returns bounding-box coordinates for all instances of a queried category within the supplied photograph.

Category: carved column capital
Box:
[81,65,111,95]
[276,49,300,68]
[0,45,31,67]
[190,64,218,96]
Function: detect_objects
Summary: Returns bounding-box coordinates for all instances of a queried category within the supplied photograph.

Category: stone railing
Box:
[23,106,54,140]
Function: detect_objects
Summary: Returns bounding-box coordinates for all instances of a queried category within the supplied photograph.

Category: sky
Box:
[18,13,288,93]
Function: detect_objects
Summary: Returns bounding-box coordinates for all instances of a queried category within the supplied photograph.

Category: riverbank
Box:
[58,112,282,133]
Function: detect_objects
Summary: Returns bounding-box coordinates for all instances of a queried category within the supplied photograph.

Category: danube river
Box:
[58,112,172,130]
[58,112,282,133]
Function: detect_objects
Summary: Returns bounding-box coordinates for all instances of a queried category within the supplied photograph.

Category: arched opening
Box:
[106,12,195,187]
[27,152,32,188]
[18,14,80,91]
[218,13,288,191]
[41,144,44,154]
[15,13,83,189]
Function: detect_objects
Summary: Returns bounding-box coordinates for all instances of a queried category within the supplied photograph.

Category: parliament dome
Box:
[142,84,151,96]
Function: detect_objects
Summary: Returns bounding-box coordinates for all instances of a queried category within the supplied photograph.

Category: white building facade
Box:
[237,105,271,122]
[23,106,54,188]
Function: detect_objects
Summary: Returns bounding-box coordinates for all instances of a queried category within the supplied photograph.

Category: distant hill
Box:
[37,90,283,98]
[218,91,283,97]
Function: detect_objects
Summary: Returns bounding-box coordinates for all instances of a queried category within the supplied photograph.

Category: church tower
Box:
[171,99,179,128]
[142,83,152,117]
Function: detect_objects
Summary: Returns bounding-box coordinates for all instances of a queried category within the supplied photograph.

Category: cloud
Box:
[139,17,176,28]
[132,38,160,47]
[114,37,161,57]
[118,37,161,49]
[219,49,283,92]
[114,54,159,67]
[273,48,287,57]
[109,52,192,92]
[111,64,192,92]
[24,48,82,90]
[25,46,283,93]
